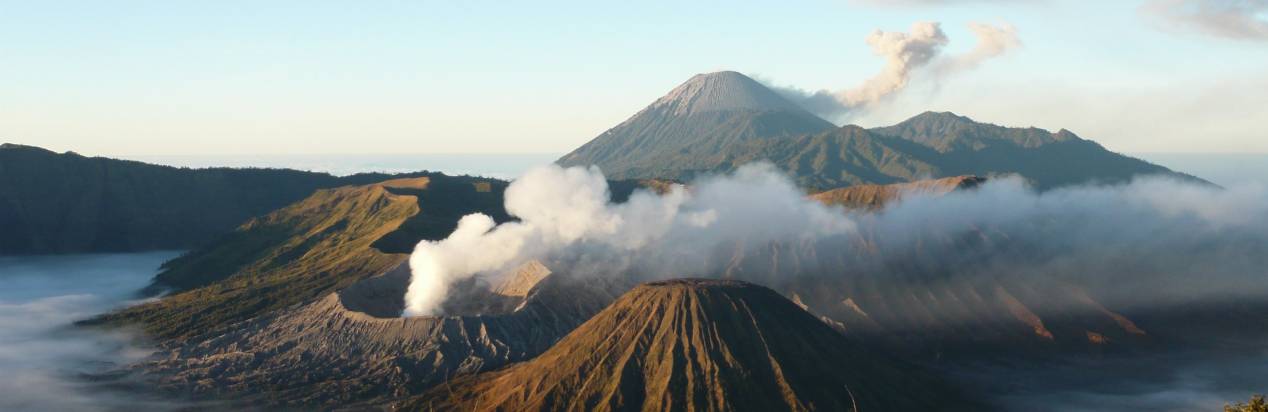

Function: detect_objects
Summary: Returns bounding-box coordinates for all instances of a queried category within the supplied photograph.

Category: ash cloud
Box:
[1142,0,1268,40]
[766,21,1021,121]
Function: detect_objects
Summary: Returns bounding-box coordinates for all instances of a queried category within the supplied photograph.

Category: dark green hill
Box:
[867,111,1201,190]
[0,143,425,254]
[704,116,1201,191]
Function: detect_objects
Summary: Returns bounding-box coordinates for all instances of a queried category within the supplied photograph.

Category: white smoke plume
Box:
[769,21,1021,120]
[406,162,1268,322]
[403,164,853,316]
[1142,0,1268,40]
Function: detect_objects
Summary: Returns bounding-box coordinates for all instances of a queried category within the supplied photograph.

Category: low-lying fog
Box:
[964,350,1268,411]
[0,252,181,411]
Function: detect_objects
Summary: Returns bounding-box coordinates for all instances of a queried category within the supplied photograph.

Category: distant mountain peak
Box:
[0,143,55,153]
[906,110,973,124]
[651,70,807,116]
[873,111,1079,152]
[556,71,835,179]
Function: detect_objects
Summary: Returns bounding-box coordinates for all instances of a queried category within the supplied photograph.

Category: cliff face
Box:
[0,143,425,255]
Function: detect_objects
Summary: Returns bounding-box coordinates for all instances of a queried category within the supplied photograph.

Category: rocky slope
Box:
[139,261,628,407]
[0,143,423,254]
[557,72,1202,190]
[405,279,970,411]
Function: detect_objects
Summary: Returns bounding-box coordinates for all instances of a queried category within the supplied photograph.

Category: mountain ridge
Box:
[0,143,435,255]
[557,71,1206,190]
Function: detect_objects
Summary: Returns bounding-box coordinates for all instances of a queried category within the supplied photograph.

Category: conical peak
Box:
[653,71,806,116]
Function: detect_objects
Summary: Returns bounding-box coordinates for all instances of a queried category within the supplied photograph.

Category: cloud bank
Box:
[768,21,1021,121]
[0,252,195,411]
[1142,0,1268,40]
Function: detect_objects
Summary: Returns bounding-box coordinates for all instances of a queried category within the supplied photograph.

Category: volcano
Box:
[407,279,969,411]
[556,71,836,180]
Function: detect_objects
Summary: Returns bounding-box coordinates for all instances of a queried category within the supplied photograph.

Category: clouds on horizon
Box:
[1141,0,1268,40]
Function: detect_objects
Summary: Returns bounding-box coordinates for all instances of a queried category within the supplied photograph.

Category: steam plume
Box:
[403,164,853,316]
[407,163,1268,322]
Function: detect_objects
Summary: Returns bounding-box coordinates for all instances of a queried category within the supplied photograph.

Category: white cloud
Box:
[1142,0,1268,40]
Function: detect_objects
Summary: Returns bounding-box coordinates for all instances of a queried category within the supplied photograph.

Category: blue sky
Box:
[2,0,1266,155]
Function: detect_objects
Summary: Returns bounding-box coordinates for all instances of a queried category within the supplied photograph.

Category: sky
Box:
[2,0,1266,156]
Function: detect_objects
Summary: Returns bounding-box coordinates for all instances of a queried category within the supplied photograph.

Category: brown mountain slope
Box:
[91,174,507,340]
[811,175,986,210]
[407,279,968,412]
